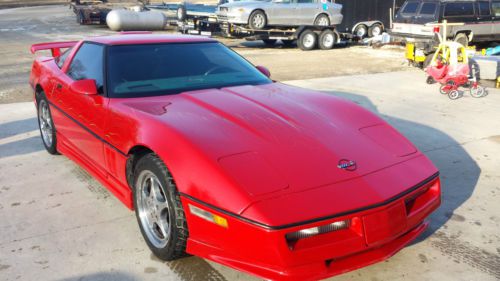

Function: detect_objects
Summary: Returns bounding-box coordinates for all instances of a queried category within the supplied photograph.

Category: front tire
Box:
[249,10,267,29]
[133,153,188,261]
[37,93,58,155]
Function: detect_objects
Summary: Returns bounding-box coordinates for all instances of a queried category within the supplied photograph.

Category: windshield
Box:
[107,42,272,98]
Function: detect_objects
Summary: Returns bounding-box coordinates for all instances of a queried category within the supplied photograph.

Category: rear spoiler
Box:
[30,41,78,57]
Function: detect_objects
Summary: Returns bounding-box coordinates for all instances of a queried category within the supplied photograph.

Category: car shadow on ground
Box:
[165,256,228,281]
[325,91,480,241]
[0,117,43,158]
[56,271,138,281]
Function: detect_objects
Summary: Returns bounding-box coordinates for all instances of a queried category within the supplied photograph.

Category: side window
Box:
[297,0,313,3]
[401,2,420,14]
[444,2,475,17]
[419,2,437,15]
[478,1,491,15]
[492,1,500,16]
[55,47,73,69]
[67,43,104,93]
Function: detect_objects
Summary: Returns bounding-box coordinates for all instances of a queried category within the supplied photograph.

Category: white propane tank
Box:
[106,10,166,31]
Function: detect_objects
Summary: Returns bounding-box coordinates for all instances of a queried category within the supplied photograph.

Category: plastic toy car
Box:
[426,41,486,100]
[30,34,441,280]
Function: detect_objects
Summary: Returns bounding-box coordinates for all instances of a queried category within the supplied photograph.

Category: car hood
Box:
[123,83,432,225]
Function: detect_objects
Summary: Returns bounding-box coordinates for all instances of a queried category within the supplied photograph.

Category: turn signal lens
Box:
[286,220,349,241]
[189,204,228,228]
[433,26,440,33]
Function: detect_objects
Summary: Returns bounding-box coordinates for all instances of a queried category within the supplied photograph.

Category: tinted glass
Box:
[402,2,419,14]
[297,0,314,3]
[55,47,72,69]
[67,43,104,92]
[478,1,491,15]
[444,2,474,16]
[492,1,500,16]
[420,2,437,15]
[107,42,272,98]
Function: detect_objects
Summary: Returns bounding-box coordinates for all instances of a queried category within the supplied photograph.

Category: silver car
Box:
[217,0,343,29]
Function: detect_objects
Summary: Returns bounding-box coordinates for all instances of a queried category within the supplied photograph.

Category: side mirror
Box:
[256,65,271,78]
[70,79,98,95]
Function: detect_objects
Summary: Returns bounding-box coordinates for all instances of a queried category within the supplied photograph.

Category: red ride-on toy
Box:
[425,41,486,100]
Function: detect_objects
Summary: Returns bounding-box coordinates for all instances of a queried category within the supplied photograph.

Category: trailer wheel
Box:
[249,10,267,30]
[298,29,317,51]
[262,39,277,46]
[354,24,368,38]
[318,29,336,50]
[368,23,383,37]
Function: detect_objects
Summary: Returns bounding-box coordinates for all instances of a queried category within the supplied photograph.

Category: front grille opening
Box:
[286,220,350,242]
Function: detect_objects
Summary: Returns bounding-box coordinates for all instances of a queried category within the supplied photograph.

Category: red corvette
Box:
[29,34,440,280]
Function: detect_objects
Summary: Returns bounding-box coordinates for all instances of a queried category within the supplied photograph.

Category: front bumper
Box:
[180,175,441,280]
[216,11,249,25]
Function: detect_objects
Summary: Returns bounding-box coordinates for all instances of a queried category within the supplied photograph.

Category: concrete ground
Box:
[1,70,499,281]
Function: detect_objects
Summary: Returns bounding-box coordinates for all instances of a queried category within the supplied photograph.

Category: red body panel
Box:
[30,34,441,280]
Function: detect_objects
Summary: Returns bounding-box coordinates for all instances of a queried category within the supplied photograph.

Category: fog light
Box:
[286,220,349,241]
[189,204,228,228]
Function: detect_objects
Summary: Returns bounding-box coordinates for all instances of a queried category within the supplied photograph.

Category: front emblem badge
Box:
[337,159,357,171]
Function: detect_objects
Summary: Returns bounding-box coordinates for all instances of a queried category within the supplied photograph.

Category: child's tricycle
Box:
[426,41,486,100]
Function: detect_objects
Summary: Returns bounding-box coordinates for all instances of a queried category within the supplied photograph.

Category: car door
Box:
[51,42,108,174]
[295,0,319,25]
[268,0,298,26]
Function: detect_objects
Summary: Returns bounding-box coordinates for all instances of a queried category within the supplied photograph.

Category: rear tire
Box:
[368,23,383,37]
[249,10,267,30]
[133,153,189,261]
[314,14,330,26]
[454,33,469,47]
[298,29,317,51]
[318,29,336,50]
[37,93,58,155]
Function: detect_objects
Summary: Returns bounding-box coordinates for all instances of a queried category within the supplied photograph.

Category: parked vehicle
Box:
[216,0,343,29]
[30,33,440,281]
[391,0,500,46]
[335,0,406,38]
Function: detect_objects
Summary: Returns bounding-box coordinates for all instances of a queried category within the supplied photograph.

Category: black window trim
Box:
[65,41,108,97]
[401,1,420,15]
[478,1,492,16]
[443,1,476,18]
[104,41,273,99]
[418,2,438,16]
